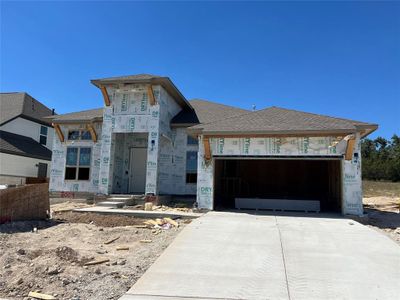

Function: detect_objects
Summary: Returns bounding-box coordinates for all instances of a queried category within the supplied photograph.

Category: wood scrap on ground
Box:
[116,246,129,251]
[139,239,152,243]
[28,291,56,300]
[84,258,110,266]
[144,220,158,227]
[132,225,148,228]
[104,236,120,245]
[163,217,179,227]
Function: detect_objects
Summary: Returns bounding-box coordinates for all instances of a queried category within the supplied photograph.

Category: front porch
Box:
[110,132,149,195]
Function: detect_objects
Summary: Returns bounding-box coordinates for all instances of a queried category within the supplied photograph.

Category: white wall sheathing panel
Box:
[342,133,363,215]
[49,123,102,193]
[197,135,362,214]
[98,85,162,195]
[211,136,344,156]
[156,87,198,195]
[157,87,184,195]
[157,127,198,195]
[197,135,214,209]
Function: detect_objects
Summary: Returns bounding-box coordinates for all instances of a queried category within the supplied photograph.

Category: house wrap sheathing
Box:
[196,135,363,215]
[48,74,377,216]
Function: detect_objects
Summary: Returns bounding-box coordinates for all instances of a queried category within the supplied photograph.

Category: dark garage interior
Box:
[214,158,342,212]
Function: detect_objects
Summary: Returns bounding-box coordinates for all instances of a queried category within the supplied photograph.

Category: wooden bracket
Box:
[53,123,64,143]
[101,86,111,106]
[345,137,356,160]
[203,137,211,161]
[86,124,97,143]
[147,85,156,106]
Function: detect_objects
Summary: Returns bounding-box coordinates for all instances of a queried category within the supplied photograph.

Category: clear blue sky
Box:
[1,1,399,139]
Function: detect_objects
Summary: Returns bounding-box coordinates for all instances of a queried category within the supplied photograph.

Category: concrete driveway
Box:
[121,211,400,300]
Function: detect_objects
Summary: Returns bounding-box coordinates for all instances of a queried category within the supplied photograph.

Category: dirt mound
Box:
[53,211,145,227]
[0,212,184,299]
[55,246,78,262]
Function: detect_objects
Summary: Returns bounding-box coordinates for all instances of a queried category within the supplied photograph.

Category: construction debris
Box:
[84,258,110,266]
[144,202,153,211]
[143,217,180,230]
[140,239,152,243]
[164,217,179,227]
[28,291,56,300]
[0,211,186,300]
[104,236,120,245]
[116,246,129,251]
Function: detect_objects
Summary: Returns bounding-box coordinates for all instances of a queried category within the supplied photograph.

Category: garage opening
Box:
[214,158,342,212]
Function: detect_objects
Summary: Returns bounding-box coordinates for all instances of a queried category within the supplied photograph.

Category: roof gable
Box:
[0,92,54,126]
[91,74,192,110]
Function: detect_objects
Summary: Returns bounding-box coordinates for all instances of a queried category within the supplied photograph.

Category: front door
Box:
[128,147,147,194]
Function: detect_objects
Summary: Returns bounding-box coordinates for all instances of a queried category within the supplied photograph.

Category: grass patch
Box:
[363,180,400,198]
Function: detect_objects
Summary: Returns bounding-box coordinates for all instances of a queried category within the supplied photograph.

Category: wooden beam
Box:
[345,137,356,160]
[86,124,97,143]
[147,85,156,106]
[101,86,111,106]
[53,123,64,143]
[203,137,211,161]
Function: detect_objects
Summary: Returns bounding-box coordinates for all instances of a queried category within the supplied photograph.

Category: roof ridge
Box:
[189,98,249,111]
[191,106,258,128]
[264,106,369,126]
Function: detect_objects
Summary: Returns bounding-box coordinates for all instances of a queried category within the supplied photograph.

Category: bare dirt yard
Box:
[0,203,188,300]
[358,180,400,245]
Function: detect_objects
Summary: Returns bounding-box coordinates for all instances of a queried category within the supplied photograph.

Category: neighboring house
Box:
[0,92,55,184]
[48,74,377,215]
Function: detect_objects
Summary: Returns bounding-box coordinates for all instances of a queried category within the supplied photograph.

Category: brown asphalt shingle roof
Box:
[0,92,54,126]
[171,99,249,126]
[189,106,377,135]
[48,108,103,123]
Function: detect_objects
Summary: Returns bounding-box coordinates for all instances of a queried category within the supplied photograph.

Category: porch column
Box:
[196,135,214,209]
[342,132,363,215]
[145,106,160,195]
[99,106,114,194]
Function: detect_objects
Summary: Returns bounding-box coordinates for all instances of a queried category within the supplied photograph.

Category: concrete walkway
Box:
[121,211,400,300]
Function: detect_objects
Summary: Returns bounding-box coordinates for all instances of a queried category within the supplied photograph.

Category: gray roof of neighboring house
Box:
[188,106,378,136]
[48,108,103,124]
[91,73,192,110]
[171,99,249,126]
[0,92,54,126]
[0,130,52,160]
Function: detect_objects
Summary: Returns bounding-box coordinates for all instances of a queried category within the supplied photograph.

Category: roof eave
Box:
[356,124,378,138]
[52,117,103,125]
[189,128,358,137]
[170,122,199,128]
[90,77,193,110]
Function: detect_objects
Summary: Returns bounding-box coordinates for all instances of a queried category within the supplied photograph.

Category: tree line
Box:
[361,135,400,182]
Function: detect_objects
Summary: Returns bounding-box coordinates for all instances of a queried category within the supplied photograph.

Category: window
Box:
[186,151,198,184]
[187,136,198,145]
[68,130,91,140]
[40,126,48,145]
[65,147,91,180]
